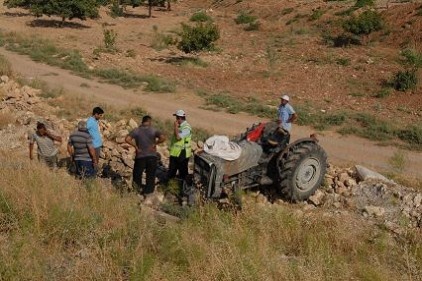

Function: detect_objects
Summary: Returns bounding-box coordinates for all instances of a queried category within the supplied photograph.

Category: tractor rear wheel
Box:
[277,141,327,201]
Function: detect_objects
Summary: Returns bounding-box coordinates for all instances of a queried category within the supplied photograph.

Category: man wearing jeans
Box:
[68,121,97,179]
[87,107,104,163]
[125,115,165,198]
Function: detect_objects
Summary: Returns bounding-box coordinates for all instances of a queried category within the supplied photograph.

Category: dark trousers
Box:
[75,160,95,179]
[133,156,158,195]
[168,154,189,181]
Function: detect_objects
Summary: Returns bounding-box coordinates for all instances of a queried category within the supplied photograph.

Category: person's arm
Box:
[289,112,298,123]
[173,120,181,140]
[46,130,62,142]
[125,135,139,153]
[88,146,97,166]
[29,143,34,160]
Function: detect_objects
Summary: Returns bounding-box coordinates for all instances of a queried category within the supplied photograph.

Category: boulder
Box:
[128,118,138,130]
[363,205,385,217]
[1,75,9,83]
[309,190,325,206]
[355,165,394,184]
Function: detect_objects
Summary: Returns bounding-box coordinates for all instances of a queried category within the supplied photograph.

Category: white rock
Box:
[309,189,325,206]
[355,165,394,184]
[1,75,9,83]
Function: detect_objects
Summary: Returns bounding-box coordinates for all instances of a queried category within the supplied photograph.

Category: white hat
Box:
[281,94,290,101]
[173,109,186,117]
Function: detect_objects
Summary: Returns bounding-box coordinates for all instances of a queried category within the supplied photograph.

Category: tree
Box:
[4,0,101,24]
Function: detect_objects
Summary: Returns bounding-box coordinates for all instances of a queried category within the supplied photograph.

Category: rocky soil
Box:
[0,75,420,234]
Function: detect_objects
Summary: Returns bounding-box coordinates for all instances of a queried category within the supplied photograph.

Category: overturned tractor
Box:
[193,122,328,203]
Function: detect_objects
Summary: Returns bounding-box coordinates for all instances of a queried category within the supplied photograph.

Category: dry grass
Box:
[0,149,420,280]
[0,54,13,77]
[0,111,15,130]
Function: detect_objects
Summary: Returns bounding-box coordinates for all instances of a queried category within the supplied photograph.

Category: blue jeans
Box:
[75,160,95,179]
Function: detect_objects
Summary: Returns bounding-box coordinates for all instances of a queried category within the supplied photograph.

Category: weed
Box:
[151,26,176,51]
[0,112,15,129]
[80,83,90,88]
[178,22,220,53]
[235,10,257,25]
[400,48,422,68]
[309,9,325,21]
[323,33,361,47]
[343,11,383,35]
[390,69,418,91]
[388,150,407,173]
[286,13,307,25]
[354,0,374,8]
[336,57,351,66]
[190,11,213,22]
[244,21,260,31]
[125,49,136,58]
[103,28,118,51]
[397,124,422,149]
[281,8,294,16]
[265,45,280,75]
[335,7,358,17]
[0,54,12,77]
[169,57,208,68]
[109,0,124,18]
[373,88,391,98]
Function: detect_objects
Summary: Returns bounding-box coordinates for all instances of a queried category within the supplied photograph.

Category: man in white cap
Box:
[168,109,192,182]
[278,94,297,132]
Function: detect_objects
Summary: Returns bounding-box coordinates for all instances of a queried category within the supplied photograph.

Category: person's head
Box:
[36,122,47,135]
[77,120,88,132]
[280,94,290,106]
[141,115,152,126]
[173,109,186,124]
[92,107,104,120]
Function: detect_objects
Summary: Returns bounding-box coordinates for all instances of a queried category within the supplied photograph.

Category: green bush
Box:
[400,48,422,68]
[151,26,175,51]
[178,22,220,53]
[343,11,383,35]
[354,0,374,8]
[235,10,257,24]
[391,69,418,91]
[398,124,422,147]
[190,11,213,22]
[373,88,391,98]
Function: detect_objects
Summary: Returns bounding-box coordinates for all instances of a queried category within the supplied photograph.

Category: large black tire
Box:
[277,141,327,201]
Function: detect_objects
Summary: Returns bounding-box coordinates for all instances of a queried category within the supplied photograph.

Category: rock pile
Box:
[1,76,420,232]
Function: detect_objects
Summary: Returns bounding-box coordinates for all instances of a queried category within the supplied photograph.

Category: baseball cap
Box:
[281,94,290,101]
[173,109,186,117]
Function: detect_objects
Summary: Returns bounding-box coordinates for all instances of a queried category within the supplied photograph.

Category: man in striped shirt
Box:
[68,121,97,179]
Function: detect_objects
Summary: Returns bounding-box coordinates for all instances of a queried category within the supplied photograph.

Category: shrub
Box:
[374,88,391,98]
[343,11,383,35]
[151,26,175,51]
[398,124,422,147]
[391,69,418,91]
[109,0,124,18]
[400,48,422,68]
[336,57,351,66]
[103,28,117,51]
[235,10,257,24]
[354,0,374,8]
[178,22,220,53]
[190,11,212,22]
[323,33,361,47]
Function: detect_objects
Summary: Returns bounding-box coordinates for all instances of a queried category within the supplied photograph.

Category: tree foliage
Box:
[4,0,101,22]
[178,22,220,53]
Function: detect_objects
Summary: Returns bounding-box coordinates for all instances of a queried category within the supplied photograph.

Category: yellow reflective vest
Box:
[170,121,192,158]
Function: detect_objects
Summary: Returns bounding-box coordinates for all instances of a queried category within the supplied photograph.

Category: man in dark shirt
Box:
[67,121,97,179]
[125,115,165,197]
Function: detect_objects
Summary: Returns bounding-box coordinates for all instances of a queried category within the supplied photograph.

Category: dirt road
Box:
[1,48,421,179]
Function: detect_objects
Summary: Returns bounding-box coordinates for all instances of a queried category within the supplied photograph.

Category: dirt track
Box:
[1,48,421,179]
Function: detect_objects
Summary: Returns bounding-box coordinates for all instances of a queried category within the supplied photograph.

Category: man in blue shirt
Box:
[87,107,104,164]
[278,94,297,132]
